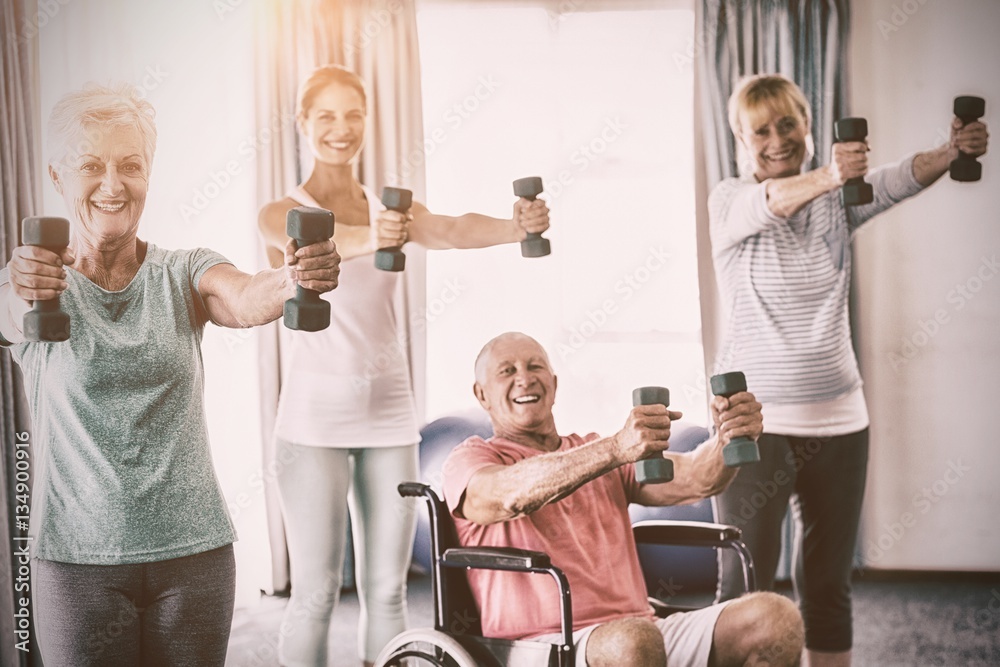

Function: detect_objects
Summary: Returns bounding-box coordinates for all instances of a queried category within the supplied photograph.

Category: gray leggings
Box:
[712,429,869,652]
[33,544,236,666]
[275,441,418,665]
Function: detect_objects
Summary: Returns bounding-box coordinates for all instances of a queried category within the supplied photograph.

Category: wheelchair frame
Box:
[374,482,755,667]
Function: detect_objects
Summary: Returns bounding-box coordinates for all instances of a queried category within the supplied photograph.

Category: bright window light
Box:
[417,1,704,434]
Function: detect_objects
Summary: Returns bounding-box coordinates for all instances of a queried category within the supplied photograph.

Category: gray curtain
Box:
[0,0,43,664]
[699,0,850,188]
[695,0,850,581]
[253,0,426,595]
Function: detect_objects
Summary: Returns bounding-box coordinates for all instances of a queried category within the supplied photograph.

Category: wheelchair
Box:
[374,482,756,667]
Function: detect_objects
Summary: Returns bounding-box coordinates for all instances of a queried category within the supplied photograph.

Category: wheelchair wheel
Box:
[375,628,479,667]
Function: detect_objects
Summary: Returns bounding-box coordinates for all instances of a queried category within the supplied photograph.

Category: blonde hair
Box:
[48,82,157,169]
[296,64,368,120]
[728,74,815,174]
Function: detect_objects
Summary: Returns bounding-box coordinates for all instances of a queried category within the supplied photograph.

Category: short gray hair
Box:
[48,82,157,170]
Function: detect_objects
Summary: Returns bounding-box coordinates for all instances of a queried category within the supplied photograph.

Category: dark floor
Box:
[227,572,1000,667]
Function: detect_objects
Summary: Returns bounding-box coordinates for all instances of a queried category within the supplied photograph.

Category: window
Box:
[417,0,705,433]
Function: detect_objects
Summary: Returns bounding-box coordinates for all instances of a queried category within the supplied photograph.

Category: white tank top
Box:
[273,185,421,447]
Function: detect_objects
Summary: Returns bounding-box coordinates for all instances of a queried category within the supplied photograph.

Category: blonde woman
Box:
[709,74,987,667]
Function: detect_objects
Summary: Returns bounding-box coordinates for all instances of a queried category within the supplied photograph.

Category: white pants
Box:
[275,440,419,665]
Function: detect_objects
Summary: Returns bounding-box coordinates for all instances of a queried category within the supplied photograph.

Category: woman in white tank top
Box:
[257,64,550,667]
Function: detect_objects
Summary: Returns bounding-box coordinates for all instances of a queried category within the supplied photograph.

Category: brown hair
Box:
[296,64,368,120]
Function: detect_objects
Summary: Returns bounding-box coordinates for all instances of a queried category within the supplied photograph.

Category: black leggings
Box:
[33,544,236,667]
[712,430,869,652]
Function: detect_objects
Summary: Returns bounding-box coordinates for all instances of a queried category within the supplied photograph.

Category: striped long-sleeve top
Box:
[709,155,923,407]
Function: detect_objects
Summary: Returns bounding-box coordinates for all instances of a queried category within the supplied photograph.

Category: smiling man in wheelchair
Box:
[440,332,804,667]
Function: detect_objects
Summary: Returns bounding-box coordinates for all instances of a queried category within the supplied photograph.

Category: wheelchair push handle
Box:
[398,482,431,498]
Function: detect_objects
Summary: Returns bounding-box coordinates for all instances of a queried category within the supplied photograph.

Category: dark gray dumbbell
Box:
[512,177,551,258]
[710,371,761,467]
[834,118,874,206]
[284,206,334,331]
[950,96,986,182]
[631,386,674,484]
[374,187,412,272]
[21,217,71,342]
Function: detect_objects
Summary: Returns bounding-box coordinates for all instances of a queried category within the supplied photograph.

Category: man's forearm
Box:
[465,437,622,525]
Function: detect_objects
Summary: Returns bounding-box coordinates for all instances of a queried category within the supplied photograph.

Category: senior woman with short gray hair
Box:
[0,82,340,666]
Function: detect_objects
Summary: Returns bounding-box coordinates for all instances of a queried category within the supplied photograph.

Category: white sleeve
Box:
[709,178,785,255]
[0,271,27,346]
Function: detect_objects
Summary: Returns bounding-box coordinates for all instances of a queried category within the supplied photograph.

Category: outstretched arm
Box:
[764,140,868,218]
[401,197,550,250]
[912,117,989,187]
[259,199,371,267]
[199,238,340,328]
[458,405,678,526]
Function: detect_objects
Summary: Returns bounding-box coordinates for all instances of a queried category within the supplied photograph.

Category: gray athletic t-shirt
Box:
[1,243,237,564]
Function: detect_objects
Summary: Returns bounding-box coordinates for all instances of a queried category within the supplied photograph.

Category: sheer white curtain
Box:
[252,0,427,595]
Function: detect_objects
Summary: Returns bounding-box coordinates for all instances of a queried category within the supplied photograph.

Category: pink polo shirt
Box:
[442,433,655,640]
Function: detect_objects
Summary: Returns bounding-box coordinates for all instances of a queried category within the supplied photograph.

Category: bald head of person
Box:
[472,332,559,444]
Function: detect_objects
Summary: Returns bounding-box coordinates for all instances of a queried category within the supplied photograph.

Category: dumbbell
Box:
[834,118,874,206]
[374,187,412,272]
[512,177,551,258]
[21,217,72,342]
[950,96,986,182]
[710,371,761,467]
[284,206,334,332]
[631,386,674,484]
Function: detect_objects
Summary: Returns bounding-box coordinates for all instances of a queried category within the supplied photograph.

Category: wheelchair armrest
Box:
[632,520,742,548]
[442,547,552,572]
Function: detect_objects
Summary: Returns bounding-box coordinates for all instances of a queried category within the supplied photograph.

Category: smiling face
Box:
[474,333,558,440]
[49,122,149,247]
[299,82,367,165]
[740,102,810,181]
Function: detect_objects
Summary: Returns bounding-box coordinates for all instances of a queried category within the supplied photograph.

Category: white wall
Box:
[850,0,1000,570]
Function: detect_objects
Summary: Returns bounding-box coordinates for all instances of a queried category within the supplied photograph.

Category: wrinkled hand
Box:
[710,391,763,447]
[7,245,76,302]
[614,404,684,464]
[374,209,410,250]
[512,198,550,240]
[829,140,869,185]
[284,238,340,294]
[950,117,989,160]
